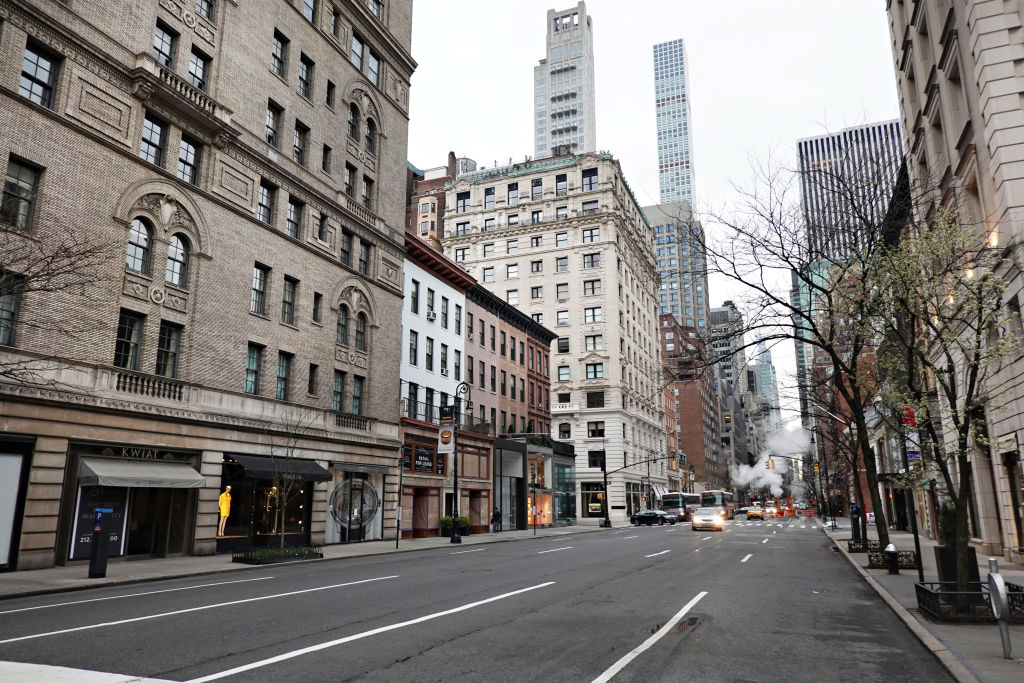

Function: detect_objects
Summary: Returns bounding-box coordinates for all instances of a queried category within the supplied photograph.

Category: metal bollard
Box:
[885,543,899,575]
[987,558,1013,660]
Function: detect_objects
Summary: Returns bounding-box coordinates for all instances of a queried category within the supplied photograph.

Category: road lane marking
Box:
[0,575,397,645]
[0,577,275,616]
[762,538,768,544]
[591,591,707,683]
[701,536,711,541]
[741,554,753,563]
[773,531,777,535]
[450,548,485,555]
[185,582,557,682]
[644,550,671,558]
[0,662,170,682]
[537,546,573,554]
[623,535,638,539]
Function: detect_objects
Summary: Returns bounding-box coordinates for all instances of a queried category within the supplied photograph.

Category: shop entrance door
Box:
[126,488,190,557]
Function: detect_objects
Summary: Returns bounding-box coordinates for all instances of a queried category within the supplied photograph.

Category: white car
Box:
[764,505,777,518]
[691,507,724,531]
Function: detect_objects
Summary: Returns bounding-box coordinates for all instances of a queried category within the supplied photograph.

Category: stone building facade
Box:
[441,151,666,525]
[0,0,414,570]
[887,0,1024,561]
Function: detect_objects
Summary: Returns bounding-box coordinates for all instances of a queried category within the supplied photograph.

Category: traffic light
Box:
[813,462,820,473]
[765,459,775,470]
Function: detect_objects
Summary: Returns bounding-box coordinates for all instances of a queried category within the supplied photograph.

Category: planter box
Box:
[847,540,881,553]
[934,545,980,586]
[232,544,324,565]
[915,581,1024,623]
[867,549,919,569]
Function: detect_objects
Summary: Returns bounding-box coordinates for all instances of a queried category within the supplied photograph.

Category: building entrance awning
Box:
[79,457,205,488]
[229,454,331,482]
[653,484,668,499]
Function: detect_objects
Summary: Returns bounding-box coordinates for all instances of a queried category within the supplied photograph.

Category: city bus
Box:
[700,490,738,519]
[662,492,700,520]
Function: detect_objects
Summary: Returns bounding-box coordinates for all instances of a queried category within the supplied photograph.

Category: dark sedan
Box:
[630,509,678,526]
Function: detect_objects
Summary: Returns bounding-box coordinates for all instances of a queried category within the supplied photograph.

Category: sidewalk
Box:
[822,517,1024,682]
[0,525,603,600]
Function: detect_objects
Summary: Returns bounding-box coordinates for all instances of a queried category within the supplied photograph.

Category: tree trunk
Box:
[855,416,890,547]
[955,455,974,593]
[850,442,867,540]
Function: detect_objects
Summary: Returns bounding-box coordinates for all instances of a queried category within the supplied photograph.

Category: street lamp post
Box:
[450,382,471,545]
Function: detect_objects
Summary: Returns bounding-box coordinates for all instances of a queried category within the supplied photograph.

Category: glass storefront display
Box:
[626,482,643,516]
[0,449,30,570]
[581,482,606,518]
[326,469,384,543]
[554,463,576,525]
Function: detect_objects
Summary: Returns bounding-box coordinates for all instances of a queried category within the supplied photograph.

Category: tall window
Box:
[441,297,449,327]
[322,144,332,173]
[410,279,420,313]
[152,22,176,67]
[292,121,308,165]
[266,101,281,147]
[347,103,360,140]
[368,51,380,86]
[358,241,370,274]
[281,276,297,324]
[298,54,314,98]
[326,80,336,107]
[340,230,353,265]
[351,375,364,415]
[367,0,383,18]
[532,178,542,200]
[555,232,568,247]
[456,191,470,213]
[361,176,374,210]
[155,321,182,378]
[336,305,349,345]
[276,352,291,400]
[257,180,276,224]
[308,363,318,395]
[140,114,165,166]
[408,329,418,365]
[126,218,152,274]
[507,182,518,206]
[355,312,367,350]
[114,310,144,370]
[19,42,58,108]
[556,174,567,196]
[245,344,262,394]
[330,7,341,37]
[0,289,18,346]
[484,187,495,209]
[313,292,323,322]
[582,167,598,191]
[271,30,288,77]
[364,119,377,154]
[176,137,201,184]
[165,234,189,287]
[187,48,210,91]
[286,198,303,238]
[344,163,356,197]
[2,158,40,230]
[332,370,346,411]
[455,304,462,334]
[350,34,364,69]
[251,264,269,314]
[302,0,317,22]
[196,0,215,20]
[425,337,434,371]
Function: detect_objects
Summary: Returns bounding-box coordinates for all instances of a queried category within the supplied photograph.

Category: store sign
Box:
[70,486,128,560]
[437,406,455,455]
[414,445,434,474]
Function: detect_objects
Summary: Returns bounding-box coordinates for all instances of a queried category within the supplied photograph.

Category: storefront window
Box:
[326,470,383,543]
[554,463,576,525]
[581,482,605,518]
[219,458,316,549]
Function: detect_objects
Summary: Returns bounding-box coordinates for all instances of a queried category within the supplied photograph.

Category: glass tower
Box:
[653,38,693,204]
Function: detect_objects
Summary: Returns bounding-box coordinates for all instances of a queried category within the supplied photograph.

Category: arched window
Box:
[364,118,377,154]
[355,312,367,351]
[336,305,349,345]
[165,234,190,287]
[126,218,152,274]
[347,103,360,140]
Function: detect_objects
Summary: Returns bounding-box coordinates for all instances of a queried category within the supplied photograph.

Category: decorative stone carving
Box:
[149,287,166,305]
[130,80,155,102]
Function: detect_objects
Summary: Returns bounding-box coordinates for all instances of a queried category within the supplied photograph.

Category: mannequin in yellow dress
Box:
[218,485,232,536]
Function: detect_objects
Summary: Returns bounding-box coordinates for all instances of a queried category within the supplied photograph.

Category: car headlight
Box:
[713,515,722,523]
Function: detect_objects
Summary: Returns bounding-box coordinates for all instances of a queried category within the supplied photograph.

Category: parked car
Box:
[691,507,725,531]
[631,509,678,526]
[746,506,764,520]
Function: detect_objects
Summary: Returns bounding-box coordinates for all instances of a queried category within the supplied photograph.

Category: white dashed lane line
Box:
[701,536,711,541]
[537,547,573,554]
[741,554,753,563]
[644,550,671,558]
[762,538,769,544]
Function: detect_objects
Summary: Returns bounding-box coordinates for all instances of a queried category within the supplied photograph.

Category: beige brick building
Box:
[0,0,414,570]
[887,0,1024,560]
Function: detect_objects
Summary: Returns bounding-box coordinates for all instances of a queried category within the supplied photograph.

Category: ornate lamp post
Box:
[450,382,471,544]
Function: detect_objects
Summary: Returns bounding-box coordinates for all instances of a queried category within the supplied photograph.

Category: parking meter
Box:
[88,507,113,579]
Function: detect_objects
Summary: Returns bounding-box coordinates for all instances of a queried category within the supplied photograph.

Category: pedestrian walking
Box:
[491,507,501,535]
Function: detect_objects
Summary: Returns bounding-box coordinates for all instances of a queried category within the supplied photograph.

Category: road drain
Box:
[648,616,700,635]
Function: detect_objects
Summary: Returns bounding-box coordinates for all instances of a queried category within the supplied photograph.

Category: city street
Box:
[0,523,950,682]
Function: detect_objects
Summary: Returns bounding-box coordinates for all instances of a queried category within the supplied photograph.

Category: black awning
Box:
[228,454,331,482]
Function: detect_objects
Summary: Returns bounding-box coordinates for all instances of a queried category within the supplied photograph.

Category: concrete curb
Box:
[0,526,607,602]
[821,526,978,683]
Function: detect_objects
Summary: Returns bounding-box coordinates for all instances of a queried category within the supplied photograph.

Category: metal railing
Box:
[402,399,493,435]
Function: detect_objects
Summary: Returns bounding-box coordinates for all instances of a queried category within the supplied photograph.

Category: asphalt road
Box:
[0,518,951,682]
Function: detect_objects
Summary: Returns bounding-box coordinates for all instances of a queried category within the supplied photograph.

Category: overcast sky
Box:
[406,1,900,421]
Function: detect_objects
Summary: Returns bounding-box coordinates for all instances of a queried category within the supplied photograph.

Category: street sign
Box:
[907,449,921,461]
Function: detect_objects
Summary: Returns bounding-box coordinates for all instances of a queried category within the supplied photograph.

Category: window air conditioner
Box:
[426,311,437,322]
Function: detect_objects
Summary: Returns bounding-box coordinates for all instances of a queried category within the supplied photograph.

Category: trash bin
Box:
[884,543,899,575]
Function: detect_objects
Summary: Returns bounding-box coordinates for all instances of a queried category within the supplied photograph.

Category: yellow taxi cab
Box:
[746,505,764,520]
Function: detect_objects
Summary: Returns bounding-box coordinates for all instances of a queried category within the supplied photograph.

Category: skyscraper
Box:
[797,120,902,261]
[643,202,708,327]
[653,38,694,204]
[534,2,596,158]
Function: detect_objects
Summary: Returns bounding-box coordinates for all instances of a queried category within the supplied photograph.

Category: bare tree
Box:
[0,214,119,385]
[263,410,322,549]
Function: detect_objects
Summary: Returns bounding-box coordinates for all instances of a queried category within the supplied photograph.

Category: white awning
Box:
[79,457,205,488]
[653,484,669,499]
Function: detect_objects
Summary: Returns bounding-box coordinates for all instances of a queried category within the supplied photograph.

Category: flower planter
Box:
[231,544,324,565]
[867,549,919,569]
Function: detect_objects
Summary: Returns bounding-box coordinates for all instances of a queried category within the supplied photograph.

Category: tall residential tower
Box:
[653,38,694,204]
[534,2,596,158]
